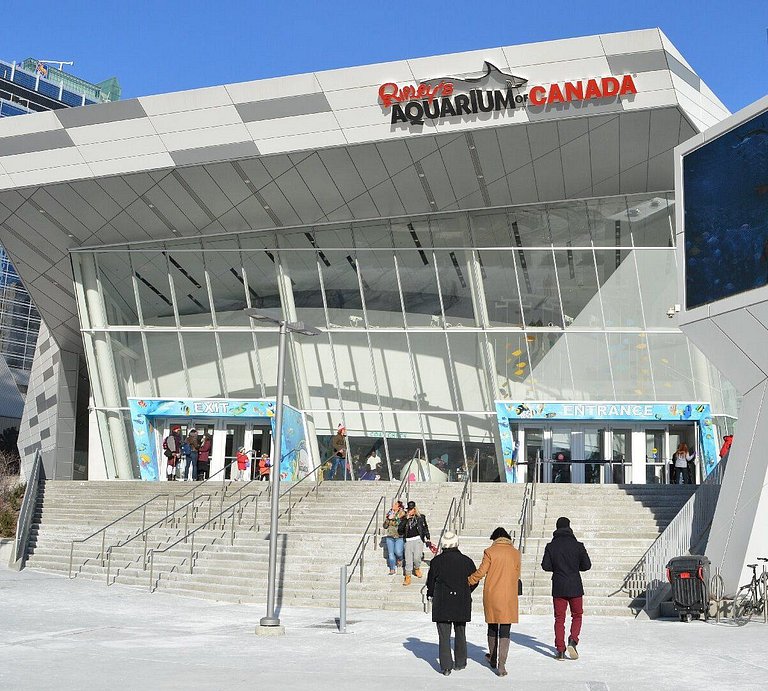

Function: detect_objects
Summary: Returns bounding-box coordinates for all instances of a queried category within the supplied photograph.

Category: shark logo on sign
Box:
[422,61,529,91]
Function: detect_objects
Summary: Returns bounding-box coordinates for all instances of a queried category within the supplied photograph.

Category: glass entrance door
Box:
[645,429,667,484]
[250,424,272,481]
[609,429,632,484]
[524,428,544,483]
[583,428,605,484]
[224,424,246,479]
[550,429,572,483]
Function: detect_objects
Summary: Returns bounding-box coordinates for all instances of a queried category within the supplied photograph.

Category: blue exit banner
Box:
[127,397,309,482]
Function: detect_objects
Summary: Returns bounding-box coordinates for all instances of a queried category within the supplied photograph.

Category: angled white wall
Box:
[676,94,768,592]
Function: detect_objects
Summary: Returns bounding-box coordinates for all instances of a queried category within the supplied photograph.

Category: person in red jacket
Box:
[258,453,271,481]
[197,434,212,480]
[235,447,250,481]
[719,435,734,459]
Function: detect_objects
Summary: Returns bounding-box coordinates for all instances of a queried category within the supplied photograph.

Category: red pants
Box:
[553,596,583,652]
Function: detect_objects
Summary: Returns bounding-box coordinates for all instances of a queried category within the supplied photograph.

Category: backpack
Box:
[163,435,176,459]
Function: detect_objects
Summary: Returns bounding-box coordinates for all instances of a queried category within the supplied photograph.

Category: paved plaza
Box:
[1,566,766,690]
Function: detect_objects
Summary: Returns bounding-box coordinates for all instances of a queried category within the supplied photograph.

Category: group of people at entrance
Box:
[325,425,381,481]
[162,426,270,481]
[234,447,272,481]
[163,426,211,481]
[385,498,591,676]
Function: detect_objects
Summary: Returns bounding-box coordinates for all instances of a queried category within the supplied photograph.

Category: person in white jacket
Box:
[672,443,695,484]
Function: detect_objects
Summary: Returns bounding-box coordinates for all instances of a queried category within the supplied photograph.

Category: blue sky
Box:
[2,0,766,112]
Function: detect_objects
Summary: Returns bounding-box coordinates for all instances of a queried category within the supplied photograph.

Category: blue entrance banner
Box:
[495,401,718,483]
[127,398,309,481]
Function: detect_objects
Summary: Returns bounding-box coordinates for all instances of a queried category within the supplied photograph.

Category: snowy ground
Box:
[1,566,766,690]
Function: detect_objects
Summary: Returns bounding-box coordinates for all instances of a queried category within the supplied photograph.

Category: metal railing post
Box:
[148,551,154,592]
[360,548,364,583]
[231,506,236,545]
[190,533,195,574]
[184,506,189,543]
[253,496,259,531]
[100,531,106,567]
[68,543,74,579]
[106,548,111,585]
[142,506,146,535]
[339,565,348,633]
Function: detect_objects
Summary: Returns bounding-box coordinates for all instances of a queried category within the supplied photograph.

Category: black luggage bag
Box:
[666,555,710,621]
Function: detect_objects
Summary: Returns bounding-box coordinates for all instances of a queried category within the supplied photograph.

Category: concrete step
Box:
[25,478,691,615]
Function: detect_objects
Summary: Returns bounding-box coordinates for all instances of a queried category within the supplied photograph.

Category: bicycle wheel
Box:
[732,586,757,625]
[758,573,768,617]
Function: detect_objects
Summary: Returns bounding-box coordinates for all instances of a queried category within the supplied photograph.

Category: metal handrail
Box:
[103,492,216,584]
[617,459,724,610]
[144,461,326,592]
[517,457,539,554]
[394,469,411,503]
[272,461,326,523]
[11,448,44,570]
[437,469,473,548]
[344,495,388,583]
[338,495,388,632]
[394,446,432,502]
[68,459,240,578]
[143,450,307,553]
[179,458,238,496]
[106,465,283,569]
[68,491,174,578]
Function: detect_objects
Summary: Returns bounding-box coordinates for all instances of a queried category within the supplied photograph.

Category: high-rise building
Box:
[0,58,120,396]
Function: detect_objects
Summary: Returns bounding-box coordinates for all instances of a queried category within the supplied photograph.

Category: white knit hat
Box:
[441,531,459,549]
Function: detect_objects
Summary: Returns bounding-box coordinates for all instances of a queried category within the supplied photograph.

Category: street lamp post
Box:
[246,308,320,635]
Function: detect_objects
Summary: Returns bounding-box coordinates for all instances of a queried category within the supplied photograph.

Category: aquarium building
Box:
[0,29,736,483]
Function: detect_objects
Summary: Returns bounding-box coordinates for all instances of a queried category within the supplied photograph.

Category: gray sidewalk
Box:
[0,566,765,690]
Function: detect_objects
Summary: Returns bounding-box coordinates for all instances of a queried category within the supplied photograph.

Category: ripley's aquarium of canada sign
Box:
[378,61,638,127]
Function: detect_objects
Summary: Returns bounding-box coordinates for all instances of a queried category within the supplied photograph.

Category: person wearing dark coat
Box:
[426,531,477,676]
[541,516,592,661]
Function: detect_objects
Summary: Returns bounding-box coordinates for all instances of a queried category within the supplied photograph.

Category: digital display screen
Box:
[684,109,768,309]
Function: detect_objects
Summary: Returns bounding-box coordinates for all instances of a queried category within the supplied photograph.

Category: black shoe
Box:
[555,651,566,661]
[442,669,452,676]
[567,637,579,660]
[454,665,466,671]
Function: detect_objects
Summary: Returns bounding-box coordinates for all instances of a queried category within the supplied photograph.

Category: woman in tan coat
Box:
[468,526,521,677]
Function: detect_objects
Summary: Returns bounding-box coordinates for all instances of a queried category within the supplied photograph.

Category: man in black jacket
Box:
[426,531,477,676]
[541,516,591,660]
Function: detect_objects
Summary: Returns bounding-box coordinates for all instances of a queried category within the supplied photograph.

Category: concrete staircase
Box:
[517,484,697,616]
[24,479,694,617]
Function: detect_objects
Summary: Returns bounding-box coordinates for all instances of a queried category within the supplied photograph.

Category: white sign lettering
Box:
[193,401,229,414]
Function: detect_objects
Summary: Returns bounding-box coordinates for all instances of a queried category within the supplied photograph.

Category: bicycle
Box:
[731,557,768,625]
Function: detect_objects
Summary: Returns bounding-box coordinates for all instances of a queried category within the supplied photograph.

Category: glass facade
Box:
[0,246,40,382]
[72,192,737,481]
